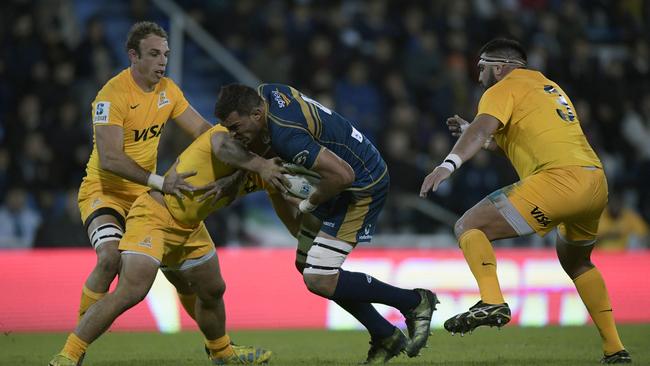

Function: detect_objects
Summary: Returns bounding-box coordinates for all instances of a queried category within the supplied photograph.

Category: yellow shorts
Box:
[78,178,145,227]
[118,193,215,268]
[489,166,608,242]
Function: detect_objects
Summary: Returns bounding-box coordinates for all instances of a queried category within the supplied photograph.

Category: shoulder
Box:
[95,69,130,102]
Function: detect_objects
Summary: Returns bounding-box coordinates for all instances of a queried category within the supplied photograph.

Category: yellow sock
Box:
[459,229,505,304]
[78,285,106,321]
[573,268,625,354]
[178,292,197,320]
[205,334,234,359]
[61,333,88,362]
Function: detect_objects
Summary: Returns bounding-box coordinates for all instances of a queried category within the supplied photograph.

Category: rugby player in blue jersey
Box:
[214,84,439,363]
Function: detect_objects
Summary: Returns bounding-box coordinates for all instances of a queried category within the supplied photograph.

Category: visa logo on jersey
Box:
[133,123,165,142]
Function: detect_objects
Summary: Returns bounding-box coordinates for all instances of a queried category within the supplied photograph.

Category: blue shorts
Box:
[312,174,389,243]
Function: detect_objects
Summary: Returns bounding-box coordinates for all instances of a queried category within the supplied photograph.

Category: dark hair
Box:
[214,84,263,121]
[125,21,168,56]
[479,38,527,63]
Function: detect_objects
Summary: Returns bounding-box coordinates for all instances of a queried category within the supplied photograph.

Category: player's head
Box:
[477,38,527,88]
[215,84,266,146]
[126,22,169,85]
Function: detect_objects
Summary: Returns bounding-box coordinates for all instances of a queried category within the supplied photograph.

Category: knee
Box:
[197,279,227,306]
[303,274,335,298]
[96,249,121,275]
[454,215,471,240]
[114,286,148,309]
[557,253,594,279]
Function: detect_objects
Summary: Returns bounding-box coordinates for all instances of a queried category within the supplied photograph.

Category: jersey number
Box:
[544,85,575,122]
[300,94,332,115]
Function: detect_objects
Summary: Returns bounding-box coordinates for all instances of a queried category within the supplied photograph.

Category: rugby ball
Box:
[283,164,320,199]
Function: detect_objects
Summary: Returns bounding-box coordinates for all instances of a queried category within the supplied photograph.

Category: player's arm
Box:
[173,105,212,138]
[304,147,354,207]
[96,125,196,197]
[210,131,289,193]
[447,114,503,154]
[96,125,155,184]
[420,113,500,196]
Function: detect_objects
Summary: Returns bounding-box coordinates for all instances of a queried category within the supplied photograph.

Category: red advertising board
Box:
[0,248,648,332]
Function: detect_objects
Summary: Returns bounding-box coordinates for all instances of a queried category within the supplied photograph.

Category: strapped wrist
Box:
[147,173,165,191]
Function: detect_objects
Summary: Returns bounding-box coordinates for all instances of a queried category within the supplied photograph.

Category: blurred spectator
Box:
[597,190,649,251]
[33,189,88,247]
[0,187,41,248]
[2,0,650,246]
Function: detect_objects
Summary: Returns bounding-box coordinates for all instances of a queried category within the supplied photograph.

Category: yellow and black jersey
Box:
[82,67,189,197]
[477,69,601,179]
[163,125,269,227]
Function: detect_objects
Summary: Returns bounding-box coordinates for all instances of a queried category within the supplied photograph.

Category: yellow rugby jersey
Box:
[83,67,189,195]
[163,125,269,226]
[477,68,601,179]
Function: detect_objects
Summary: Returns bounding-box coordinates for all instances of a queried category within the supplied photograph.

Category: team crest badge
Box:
[138,236,152,248]
[158,91,170,108]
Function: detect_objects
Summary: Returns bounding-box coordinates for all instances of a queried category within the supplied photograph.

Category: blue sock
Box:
[335,300,395,340]
[330,270,420,313]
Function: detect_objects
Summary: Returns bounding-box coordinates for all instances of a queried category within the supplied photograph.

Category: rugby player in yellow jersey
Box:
[50,125,291,366]
[76,22,216,325]
[420,38,630,364]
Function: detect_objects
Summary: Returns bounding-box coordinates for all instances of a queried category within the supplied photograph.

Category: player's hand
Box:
[260,157,291,194]
[446,114,470,137]
[163,159,197,199]
[280,191,303,208]
[195,170,245,206]
[419,166,452,197]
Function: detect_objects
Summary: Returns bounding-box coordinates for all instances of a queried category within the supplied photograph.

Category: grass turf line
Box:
[2,324,648,365]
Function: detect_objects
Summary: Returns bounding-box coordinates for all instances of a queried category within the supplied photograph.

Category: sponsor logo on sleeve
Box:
[351,126,363,143]
[93,101,110,123]
[272,89,291,108]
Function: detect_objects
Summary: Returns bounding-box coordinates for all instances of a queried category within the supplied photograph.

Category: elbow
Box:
[337,164,355,188]
[99,153,116,171]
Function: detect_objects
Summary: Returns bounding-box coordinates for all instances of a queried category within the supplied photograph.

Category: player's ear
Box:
[127,48,139,63]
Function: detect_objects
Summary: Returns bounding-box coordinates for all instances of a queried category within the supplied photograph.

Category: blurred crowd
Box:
[0,0,648,249]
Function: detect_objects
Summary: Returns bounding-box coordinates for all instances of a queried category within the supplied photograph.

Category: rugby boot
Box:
[362,327,407,364]
[444,300,511,335]
[210,344,272,365]
[601,350,632,364]
[402,288,439,357]
[48,354,80,366]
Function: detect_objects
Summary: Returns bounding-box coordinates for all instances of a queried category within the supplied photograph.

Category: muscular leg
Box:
[60,253,159,362]
[179,253,226,341]
[302,232,420,340]
[162,269,197,320]
[453,197,521,305]
[556,235,625,355]
[78,215,123,320]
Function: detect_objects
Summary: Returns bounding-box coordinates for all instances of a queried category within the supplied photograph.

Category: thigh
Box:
[560,168,608,242]
[317,177,388,243]
[118,195,166,264]
[78,181,132,229]
[458,196,521,241]
[177,251,223,297]
[116,252,160,296]
[162,222,215,269]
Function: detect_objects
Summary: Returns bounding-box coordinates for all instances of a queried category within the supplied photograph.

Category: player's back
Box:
[82,68,189,199]
[479,69,601,179]
[259,83,387,190]
[163,125,266,226]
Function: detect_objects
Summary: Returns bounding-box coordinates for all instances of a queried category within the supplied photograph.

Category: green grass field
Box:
[3,325,648,366]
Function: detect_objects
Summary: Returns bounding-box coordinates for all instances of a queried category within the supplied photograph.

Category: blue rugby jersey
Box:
[258,83,387,191]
